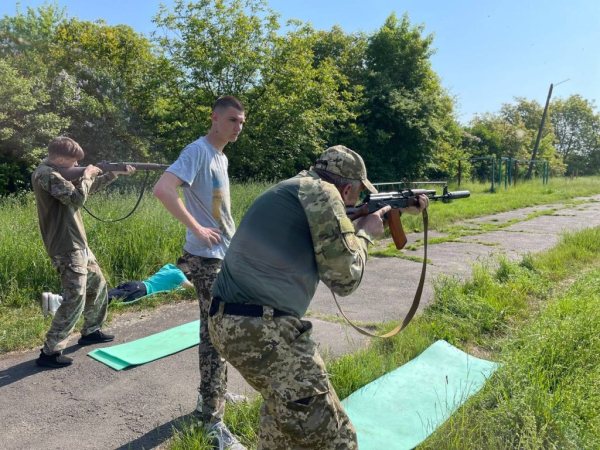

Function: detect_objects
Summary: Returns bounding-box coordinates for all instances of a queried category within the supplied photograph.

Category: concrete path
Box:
[1,195,599,450]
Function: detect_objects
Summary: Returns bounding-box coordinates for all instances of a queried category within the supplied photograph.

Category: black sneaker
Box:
[78,330,115,345]
[35,350,73,368]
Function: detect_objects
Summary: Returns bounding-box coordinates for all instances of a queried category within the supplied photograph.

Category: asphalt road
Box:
[1,195,599,449]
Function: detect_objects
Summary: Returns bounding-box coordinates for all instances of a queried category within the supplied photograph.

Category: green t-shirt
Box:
[213,171,370,318]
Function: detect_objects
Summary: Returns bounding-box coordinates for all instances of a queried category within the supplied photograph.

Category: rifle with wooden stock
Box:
[335,186,470,339]
[58,161,170,181]
[58,160,170,222]
[346,186,471,249]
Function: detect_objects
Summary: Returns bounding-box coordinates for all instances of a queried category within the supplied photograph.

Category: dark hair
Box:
[176,256,192,281]
[212,95,244,113]
[313,168,363,191]
[48,137,84,159]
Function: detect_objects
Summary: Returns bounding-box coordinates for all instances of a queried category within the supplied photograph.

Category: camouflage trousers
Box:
[183,251,226,424]
[44,248,108,355]
[209,305,358,450]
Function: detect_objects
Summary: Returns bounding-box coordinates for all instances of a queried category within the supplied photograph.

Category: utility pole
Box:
[527,84,553,179]
[527,79,569,179]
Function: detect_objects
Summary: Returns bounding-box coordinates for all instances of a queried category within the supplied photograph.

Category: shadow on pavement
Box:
[0,358,41,388]
[0,343,89,388]
[115,412,199,450]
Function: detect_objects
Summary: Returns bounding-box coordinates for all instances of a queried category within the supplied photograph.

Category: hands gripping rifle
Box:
[57,160,171,222]
[58,161,170,181]
[334,186,470,339]
[346,187,470,249]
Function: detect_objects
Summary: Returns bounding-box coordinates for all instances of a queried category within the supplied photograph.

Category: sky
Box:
[2,0,599,124]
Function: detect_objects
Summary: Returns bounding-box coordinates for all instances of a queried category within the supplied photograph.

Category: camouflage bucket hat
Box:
[314,145,377,194]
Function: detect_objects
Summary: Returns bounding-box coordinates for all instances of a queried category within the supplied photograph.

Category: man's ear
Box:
[343,184,353,197]
[339,184,352,203]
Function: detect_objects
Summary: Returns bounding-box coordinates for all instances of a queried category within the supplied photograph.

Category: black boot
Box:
[78,330,115,345]
[35,350,73,368]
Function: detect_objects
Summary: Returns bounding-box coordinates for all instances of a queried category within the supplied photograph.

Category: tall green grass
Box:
[0,181,270,306]
[0,179,270,351]
[1,176,599,353]
[421,228,600,449]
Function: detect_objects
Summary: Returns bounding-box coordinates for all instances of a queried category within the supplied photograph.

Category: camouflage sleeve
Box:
[89,172,117,194]
[34,168,94,207]
[298,178,371,297]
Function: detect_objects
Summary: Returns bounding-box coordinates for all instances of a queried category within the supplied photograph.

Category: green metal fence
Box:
[459,157,549,191]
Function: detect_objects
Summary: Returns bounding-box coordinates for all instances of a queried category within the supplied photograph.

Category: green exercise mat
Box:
[88,320,199,370]
[342,340,499,450]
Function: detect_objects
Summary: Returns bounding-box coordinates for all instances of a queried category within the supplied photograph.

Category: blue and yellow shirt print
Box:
[211,164,234,240]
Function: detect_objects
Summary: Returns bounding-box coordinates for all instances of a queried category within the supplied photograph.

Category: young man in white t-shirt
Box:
[153,96,246,449]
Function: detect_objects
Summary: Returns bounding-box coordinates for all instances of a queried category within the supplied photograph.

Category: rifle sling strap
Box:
[82,170,150,223]
[330,209,428,339]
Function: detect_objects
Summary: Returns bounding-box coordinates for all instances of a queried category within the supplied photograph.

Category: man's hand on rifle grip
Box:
[83,165,102,180]
[401,194,429,215]
[354,205,392,239]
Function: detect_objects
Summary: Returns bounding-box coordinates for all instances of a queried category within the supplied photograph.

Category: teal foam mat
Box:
[342,340,499,449]
[88,320,199,370]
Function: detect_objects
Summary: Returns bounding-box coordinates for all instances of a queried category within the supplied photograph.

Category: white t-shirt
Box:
[166,137,234,259]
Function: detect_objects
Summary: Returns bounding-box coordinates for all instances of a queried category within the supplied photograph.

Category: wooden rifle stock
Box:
[387,209,407,249]
[337,187,470,338]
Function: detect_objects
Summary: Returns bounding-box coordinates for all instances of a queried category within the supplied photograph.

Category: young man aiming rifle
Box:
[32,137,135,368]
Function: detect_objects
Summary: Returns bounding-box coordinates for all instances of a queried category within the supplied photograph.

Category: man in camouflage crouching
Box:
[32,137,134,368]
[209,145,428,449]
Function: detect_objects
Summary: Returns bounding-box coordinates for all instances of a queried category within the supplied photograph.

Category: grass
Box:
[0,177,270,352]
[420,234,600,448]
[165,224,600,448]
[0,176,599,354]
[397,177,600,234]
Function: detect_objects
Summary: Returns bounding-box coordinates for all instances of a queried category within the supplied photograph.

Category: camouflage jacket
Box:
[32,159,117,257]
[298,170,372,296]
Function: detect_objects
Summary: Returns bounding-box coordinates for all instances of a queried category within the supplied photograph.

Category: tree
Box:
[334,13,459,182]
[0,59,68,193]
[0,2,66,76]
[52,18,160,162]
[0,3,163,193]
[235,21,355,179]
[151,0,353,179]
[467,97,567,178]
[551,95,600,175]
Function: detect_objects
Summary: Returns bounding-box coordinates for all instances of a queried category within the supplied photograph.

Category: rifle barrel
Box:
[430,190,471,202]
[57,161,170,181]
[444,190,471,199]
